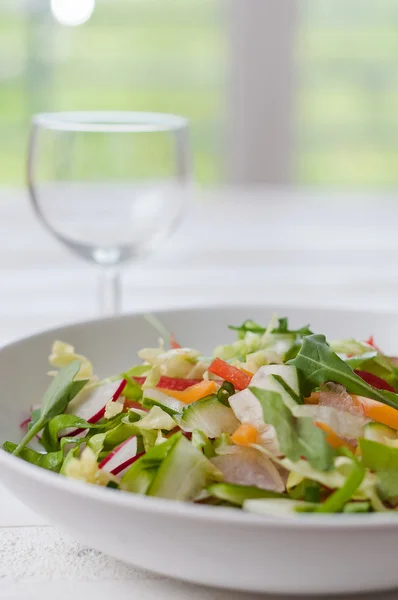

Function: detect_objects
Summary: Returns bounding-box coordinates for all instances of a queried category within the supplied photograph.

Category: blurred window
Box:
[2,0,398,187]
[0,0,225,185]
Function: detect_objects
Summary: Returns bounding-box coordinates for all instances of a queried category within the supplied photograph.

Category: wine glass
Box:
[27,111,191,316]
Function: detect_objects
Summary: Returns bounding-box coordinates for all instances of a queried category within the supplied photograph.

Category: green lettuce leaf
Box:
[3,437,82,473]
[12,360,88,456]
[229,317,312,339]
[251,387,335,470]
[289,334,398,409]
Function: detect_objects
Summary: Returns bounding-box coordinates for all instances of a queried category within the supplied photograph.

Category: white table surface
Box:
[1,186,398,599]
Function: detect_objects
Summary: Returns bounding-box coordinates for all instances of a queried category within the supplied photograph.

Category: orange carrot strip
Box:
[231,423,258,446]
[158,380,217,404]
[352,395,398,431]
[315,421,354,450]
[306,391,398,431]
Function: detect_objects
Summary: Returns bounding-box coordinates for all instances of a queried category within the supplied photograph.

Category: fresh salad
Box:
[5,315,398,517]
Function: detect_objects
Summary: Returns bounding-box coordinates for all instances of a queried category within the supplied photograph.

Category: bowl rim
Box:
[2,304,398,530]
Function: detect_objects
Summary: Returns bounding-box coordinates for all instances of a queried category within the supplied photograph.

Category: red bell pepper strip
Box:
[133,375,202,391]
[365,335,382,352]
[208,357,252,391]
[354,370,395,393]
[170,334,181,349]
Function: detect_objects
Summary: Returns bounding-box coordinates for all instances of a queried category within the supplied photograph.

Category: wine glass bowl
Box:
[27,112,190,312]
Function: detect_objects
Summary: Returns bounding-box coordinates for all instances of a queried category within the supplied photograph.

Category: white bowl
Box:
[1,306,398,595]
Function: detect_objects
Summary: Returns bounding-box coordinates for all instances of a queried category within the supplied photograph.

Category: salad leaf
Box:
[315,452,365,513]
[3,437,82,473]
[12,360,87,457]
[41,414,91,451]
[121,374,143,401]
[191,429,215,459]
[207,482,285,506]
[251,387,335,470]
[251,388,301,461]
[344,351,378,369]
[229,318,312,339]
[289,334,398,409]
[297,417,335,471]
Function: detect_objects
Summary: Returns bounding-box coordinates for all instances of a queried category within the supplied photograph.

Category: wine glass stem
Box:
[98,268,121,316]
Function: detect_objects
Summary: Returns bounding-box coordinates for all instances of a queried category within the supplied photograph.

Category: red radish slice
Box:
[64,379,127,437]
[354,370,395,393]
[110,451,145,476]
[133,375,202,391]
[99,436,138,475]
[124,399,148,412]
[20,417,31,431]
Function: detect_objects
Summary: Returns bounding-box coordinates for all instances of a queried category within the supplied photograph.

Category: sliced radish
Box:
[99,436,139,476]
[354,370,395,393]
[110,451,145,477]
[133,375,202,391]
[124,398,148,412]
[64,379,127,437]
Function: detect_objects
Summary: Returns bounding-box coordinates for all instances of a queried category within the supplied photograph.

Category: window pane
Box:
[297,0,398,186]
[0,0,225,186]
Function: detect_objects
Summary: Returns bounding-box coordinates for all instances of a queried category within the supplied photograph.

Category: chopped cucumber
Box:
[148,435,220,500]
[176,396,239,438]
[250,365,301,407]
[343,501,371,513]
[121,433,180,493]
[207,483,285,506]
[363,422,397,444]
[253,365,301,398]
[244,498,316,517]
[142,388,185,416]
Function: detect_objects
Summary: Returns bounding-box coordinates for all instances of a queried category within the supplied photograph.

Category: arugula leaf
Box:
[228,317,312,339]
[41,414,92,451]
[3,437,82,473]
[13,360,87,457]
[251,387,335,470]
[289,334,398,409]
[315,453,365,513]
[228,319,266,338]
